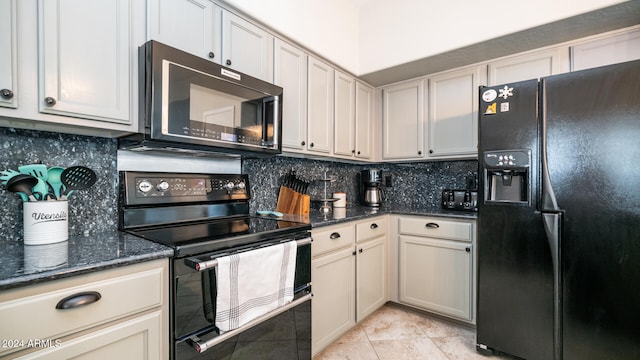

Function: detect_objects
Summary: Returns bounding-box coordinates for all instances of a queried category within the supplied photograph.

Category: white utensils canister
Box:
[23,200,69,245]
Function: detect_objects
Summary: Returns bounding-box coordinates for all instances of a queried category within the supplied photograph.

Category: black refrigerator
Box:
[476,59,640,360]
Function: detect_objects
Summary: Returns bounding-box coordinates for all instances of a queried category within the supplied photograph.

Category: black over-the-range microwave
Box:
[119,40,283,157]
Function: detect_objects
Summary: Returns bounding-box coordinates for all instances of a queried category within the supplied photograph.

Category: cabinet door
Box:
[147,0,220,62]
[488,48,568,85]
[354,81,373,160]
[311,247,355,355]
[333,70,356,157]
[427,66,483,158]
[221,11,273,82]
[307,56,334,154]
[382,79,424,160]
[38,0,132,124]
[0,0,17,109]
[275,39,308,151]
[356,237,386,322]
[18,311,164,360]
[399,235,472,321]
[571,28,640,71]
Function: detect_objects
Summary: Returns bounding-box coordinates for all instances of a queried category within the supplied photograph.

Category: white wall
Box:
[222,0,628,76]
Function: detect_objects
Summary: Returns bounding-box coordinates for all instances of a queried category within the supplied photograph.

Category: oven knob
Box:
[224,182,235,191]
[156,181,169,191]
[138,180,153,193]
[236,181,246,190]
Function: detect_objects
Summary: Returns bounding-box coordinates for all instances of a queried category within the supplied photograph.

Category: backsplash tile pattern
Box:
[242,156,478,213]
[0,128,118,243]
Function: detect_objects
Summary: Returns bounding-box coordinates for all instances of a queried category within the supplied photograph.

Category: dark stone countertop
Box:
[0,231,173,291]
[307,204,477,228]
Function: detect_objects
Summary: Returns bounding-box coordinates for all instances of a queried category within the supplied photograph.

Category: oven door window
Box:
[161,61,277,149]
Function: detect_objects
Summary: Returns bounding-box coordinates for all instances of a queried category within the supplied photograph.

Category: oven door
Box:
[172,238,311,360]
[142,41,283,155]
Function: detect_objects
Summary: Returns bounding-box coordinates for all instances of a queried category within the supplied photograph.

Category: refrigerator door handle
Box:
[542,212,562,360]
[540,84,560,212]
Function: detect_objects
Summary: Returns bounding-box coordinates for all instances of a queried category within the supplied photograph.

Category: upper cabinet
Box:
[571,28,640,71]
[39,0,134,123]
[427,65,484,159]
[0,0,144,136]
[488,47,568,85]
[307,56,334,155]
[354,81,374,160]
[275,39,308,151]
[147,0,221,62]
[382,79,425,160]
[333,70,356,158]
[221,11,274,82]
[0,0,17,109]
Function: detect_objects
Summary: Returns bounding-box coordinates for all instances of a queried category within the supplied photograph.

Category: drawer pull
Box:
[55,291,102,310]
[425,223,440,229]
[329,232,341,240]
[370,223,378,229]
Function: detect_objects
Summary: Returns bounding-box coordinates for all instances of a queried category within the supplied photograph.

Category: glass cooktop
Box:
[126,216,311,257]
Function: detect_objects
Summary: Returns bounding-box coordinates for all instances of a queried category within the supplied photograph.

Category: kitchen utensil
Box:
[46,166,65,199]
[6,174,39,202]
[257,210,284,219]
[18,164,48,181]
[32,178,51,201]
[0,169,21,185]
[60,166,97,200]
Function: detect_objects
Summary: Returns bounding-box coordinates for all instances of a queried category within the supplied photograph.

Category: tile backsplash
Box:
[0,128,118,242]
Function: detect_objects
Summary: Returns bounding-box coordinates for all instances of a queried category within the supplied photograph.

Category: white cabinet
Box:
[488,47,568,85]
[275,39,308,151]
[311,224,356,355]
[427,65,484,159]
[311,217,388,355]
[221,11,273,82]
[0,0,17,109]
[307,56,334,154]
[397,216,476,323]
[147,0,221,61]
[0,259,169,359]
[0,0,144,136]
[571,27,640,71]
[354,81,374,160]
[382,79,425,160]
[355,217,387,321]
[333,70,356,157]
[38,0,135,124]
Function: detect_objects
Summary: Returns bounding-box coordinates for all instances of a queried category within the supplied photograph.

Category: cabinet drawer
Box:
[312,224,355,257]
[356,217,388,243]
[0,260,166,357]
[398,217,472,242]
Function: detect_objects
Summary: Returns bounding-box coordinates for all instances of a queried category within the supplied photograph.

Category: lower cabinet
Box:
[311,217,387,356]
[0,259,169,359]
[396,216,476,324]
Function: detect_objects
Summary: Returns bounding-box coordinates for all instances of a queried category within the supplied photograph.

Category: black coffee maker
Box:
[360,169,384,207]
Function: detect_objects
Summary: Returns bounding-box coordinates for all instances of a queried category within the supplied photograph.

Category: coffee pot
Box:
[360,169,385,207]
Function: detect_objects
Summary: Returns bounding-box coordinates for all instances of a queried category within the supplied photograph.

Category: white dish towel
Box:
[215,241,297,332]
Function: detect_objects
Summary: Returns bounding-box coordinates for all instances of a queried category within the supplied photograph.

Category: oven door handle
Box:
[186,292,313,353]
[185,236,313,271]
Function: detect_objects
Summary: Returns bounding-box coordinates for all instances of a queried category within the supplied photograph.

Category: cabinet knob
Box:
[310,142,315,148]
[465,247,471,252]
[418,151,422,155]
[208,52,215,59]
[301,141,306,146]
[357,151,361,155]
[44,97,57,106]
[359,248,363,253]
[425,222,439,229]
[0,89,14,100]
[352,251,356,256]
[352,149,356,154]
[226,59,232,66]
[370,223,378,229]
[429,149,434,154]
[329,232,341,240]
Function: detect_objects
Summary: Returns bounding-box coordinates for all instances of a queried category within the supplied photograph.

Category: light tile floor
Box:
[314,303,516,360]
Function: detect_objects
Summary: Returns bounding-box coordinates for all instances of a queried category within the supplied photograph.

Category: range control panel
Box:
[120,172,250,205]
